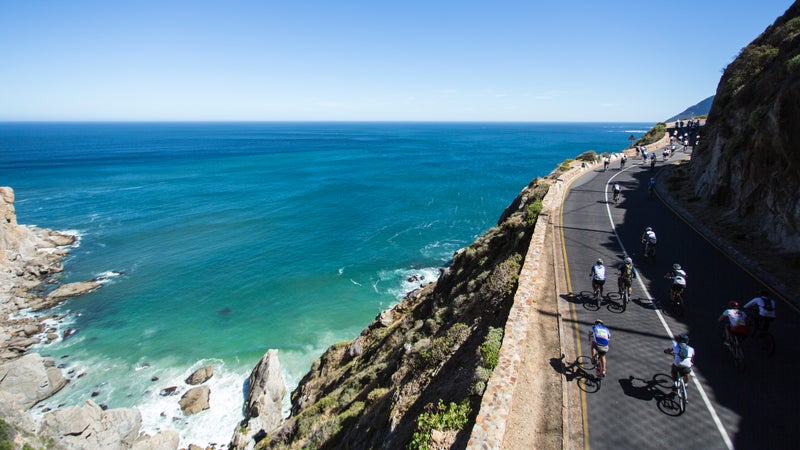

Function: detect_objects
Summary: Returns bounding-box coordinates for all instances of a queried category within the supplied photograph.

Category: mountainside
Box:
[665,95,714,122]
[244,176,553,449]
[689,1,800,253]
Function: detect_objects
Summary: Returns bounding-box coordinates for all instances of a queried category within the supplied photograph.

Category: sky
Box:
[0,0,795,122]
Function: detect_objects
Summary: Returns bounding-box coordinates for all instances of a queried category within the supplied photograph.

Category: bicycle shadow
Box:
[551,354,601,393]
[618,374,686,416]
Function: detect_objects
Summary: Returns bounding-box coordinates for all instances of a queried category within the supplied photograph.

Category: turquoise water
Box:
[1,122,649,444]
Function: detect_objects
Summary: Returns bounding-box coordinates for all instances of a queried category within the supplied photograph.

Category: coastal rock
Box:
[0,353,67,409]
[40,400,141,450]
[131,430,180,450]
[185,365,214,385]
[230,349,285,450]
[179,385,211,415]
[46,281,101,301]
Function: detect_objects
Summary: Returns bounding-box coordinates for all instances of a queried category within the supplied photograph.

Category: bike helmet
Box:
[596,258,603,265]
[673,263,682,271]
[729,300,739,308]
[595,319,604,325]
[624,257,632,264]
[677,334,689,343]
[646,226,652,231]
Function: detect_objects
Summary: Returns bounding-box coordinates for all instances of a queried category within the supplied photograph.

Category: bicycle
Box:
[668,285,686,316]
[749,315,776,356]
[725,333,746,371]
[643,240,656,258]
[612,190,620,204]
[620,288,631,313]
[674,373,688,413]
[593,284,602,308]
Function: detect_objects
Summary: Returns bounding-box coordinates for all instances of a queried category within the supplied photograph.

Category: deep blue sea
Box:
[0,122,650,445]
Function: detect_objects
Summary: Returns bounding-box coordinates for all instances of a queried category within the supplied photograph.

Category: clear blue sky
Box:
[0,0,794,122]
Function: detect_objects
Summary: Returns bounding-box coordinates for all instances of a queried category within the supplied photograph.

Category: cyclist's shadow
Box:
[552,354,601,393]
[618,374,685,416]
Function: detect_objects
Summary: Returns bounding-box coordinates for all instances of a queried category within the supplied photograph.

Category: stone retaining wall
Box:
[466,141,666,448]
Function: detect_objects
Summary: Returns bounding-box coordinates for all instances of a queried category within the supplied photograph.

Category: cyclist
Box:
[603,156,610,171]
[647,177,656,197]
[620,154,627,169]
[664,264,687,303]
[650,156,656,171]
[612,183,621,203]
[664,334,695,390]
[743,291,777,336]
[589,258,607,298]
[617,256,637,298]
[718,301,748,346]
[641,226,657,256]
[588,319,610,378]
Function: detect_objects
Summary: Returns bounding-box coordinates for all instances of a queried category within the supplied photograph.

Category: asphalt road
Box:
[559,152,800,450]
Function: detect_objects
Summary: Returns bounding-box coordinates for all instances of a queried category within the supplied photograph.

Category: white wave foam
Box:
[624,129,648,133]
[92,270,123,284]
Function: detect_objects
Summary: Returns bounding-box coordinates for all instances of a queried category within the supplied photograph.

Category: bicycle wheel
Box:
[594,289,601,307]
[762,334,776,357]
[620,292,628,312]
[678,380,687,413]
[733,341,746,371]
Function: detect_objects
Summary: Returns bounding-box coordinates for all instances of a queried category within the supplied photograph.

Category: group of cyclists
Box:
[584,147,779,394]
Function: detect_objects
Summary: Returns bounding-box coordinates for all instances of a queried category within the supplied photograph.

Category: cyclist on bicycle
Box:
[620,154,627,169]
[617,256,637,297]
[641,227,657,256]
[588,319,610,378]
[589,258,606,298]
[718,301,748,346]
[743,290,777,336]
[664,263,687,303]
[664,334,694,390]
[647,177,656,197]
[612,183,621,203]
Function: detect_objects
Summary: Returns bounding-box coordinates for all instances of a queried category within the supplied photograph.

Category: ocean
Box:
[0,122,650,446]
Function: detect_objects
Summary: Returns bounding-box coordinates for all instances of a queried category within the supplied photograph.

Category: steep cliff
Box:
[247,177,553,450]
[690,2,800,252]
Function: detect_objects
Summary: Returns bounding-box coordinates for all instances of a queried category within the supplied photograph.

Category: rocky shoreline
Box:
[0,187,185,449]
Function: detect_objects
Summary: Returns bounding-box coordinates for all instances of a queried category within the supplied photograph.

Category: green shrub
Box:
[635,123,667,146]
[480,326,504,370]
[787,54,800,73]
[526,199,543,227]
[409,400,472,450]
[576,151,597,162]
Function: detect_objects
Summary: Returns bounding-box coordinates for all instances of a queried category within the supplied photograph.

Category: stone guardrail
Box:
[466,135,670,449]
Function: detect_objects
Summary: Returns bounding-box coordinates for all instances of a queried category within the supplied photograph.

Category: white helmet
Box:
[596,258,603,265]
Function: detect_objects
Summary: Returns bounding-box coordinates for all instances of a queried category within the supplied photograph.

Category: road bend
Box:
[558,151,800,450]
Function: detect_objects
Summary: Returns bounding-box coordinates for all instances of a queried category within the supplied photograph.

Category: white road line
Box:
[602,163,734,450]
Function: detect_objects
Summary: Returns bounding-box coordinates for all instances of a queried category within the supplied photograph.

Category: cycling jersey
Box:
[744,296,777,319]
[672,275,687,287]
[591,324,610,348]
[613,184,620,193]
[644,230,657,244]
[620,263,635,280]
[671,343,694,368]
[722,308,748,334]
[591,265,606,281]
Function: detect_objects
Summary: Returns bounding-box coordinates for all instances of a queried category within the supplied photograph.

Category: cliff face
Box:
[251,178,551,450]
[690,2,800,252]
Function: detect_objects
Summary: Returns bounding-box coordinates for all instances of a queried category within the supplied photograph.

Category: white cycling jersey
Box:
[672,275,687,287]
[645,230,657,244]
[671,343,695,368]
[591,265,606,281]
[744,296,777,319]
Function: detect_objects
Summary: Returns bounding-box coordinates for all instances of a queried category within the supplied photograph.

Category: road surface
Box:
[559,151,800,450]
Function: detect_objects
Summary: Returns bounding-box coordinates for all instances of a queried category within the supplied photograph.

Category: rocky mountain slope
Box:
[689,2,800,253]
[239,176,553,449]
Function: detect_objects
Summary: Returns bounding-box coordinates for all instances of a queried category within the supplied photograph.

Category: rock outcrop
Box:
[689,2,800,252]
[230,349,285,449]
[39,400,163,450]
[179,385,211,415]
[0,353,68,409]
[185,365,214,385]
